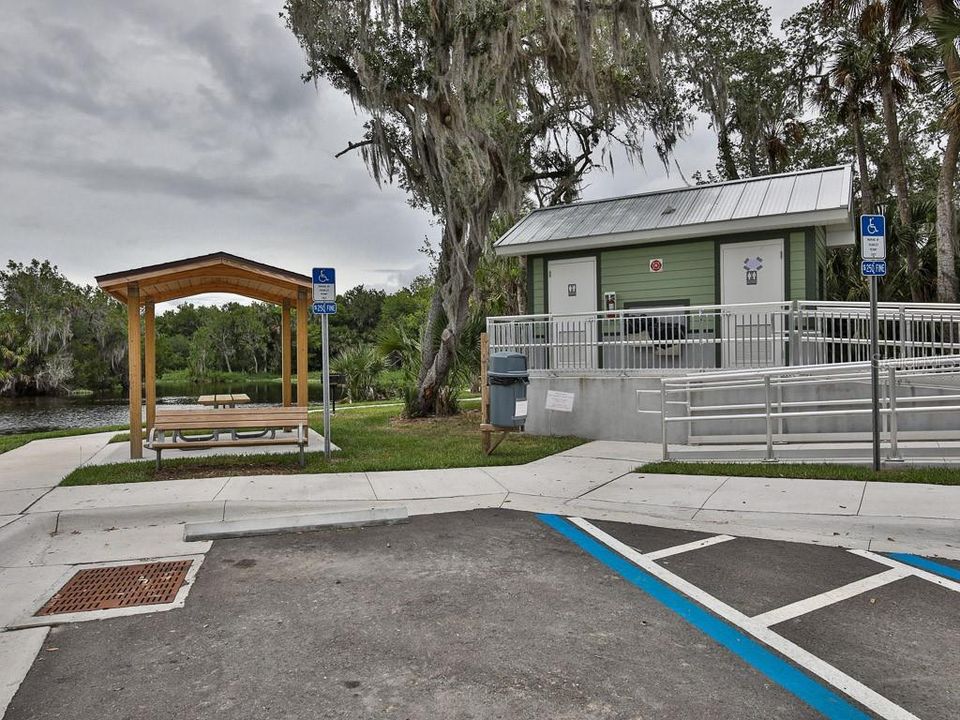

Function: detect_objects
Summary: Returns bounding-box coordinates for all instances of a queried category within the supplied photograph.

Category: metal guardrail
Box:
[658,354,960,461]
[487,300,960,375]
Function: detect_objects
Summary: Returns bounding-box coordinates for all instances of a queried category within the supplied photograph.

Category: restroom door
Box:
[547,257,597,369]
[720,239,785,367]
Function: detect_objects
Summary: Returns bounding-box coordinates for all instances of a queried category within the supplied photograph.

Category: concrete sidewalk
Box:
[1,432,959,717]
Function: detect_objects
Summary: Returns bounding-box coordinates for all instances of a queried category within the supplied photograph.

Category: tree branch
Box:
[334,139,375,158]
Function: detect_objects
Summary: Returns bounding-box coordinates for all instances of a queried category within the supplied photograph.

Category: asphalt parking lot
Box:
[7,509,959,720]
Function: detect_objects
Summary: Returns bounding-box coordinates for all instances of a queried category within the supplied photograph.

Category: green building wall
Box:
[526,227,828,313]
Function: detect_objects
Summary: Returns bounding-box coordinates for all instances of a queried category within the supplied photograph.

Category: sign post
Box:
[312,268,337,460]
[860,215,886,472]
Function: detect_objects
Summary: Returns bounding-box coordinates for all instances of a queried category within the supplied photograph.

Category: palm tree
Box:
[817,35,879,215]
[859,2,936,300]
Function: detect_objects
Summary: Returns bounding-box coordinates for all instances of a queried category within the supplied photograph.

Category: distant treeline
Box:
[0,259,432,397]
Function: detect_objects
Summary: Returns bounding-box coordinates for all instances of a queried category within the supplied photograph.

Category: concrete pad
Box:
[0,488,49,515]
[0,515,17,529]
[0,627,48,718]
[858,481,960,520]
[700,476,865,515]
[222,500,375,521]
[83,429,334,466]
[27,477,230,514]
[581,472,726,509]
[403,493,505,516]
[0,464,65,492]
[0,514,59,568]
[55,502,227,533]
[6,524,211,568]
[217,473,375,503]
[484,456,636,497]
[570,497,702,522]
[556,441,662,463]
[367,468,504,500]
[0,566,73,628]
[184,506,408,541]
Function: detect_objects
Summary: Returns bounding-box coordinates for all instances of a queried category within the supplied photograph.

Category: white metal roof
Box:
[495,165,854,256]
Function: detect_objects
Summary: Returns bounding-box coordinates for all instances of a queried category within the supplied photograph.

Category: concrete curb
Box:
[182,505,409,541]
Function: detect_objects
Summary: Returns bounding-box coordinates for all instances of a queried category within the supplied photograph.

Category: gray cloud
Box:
[0,0,802,301]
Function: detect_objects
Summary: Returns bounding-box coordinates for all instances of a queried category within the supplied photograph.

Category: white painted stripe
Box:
[849,549,960,594]
[644,534,736,561]
[752,569,909,627]
[569,517,921,720]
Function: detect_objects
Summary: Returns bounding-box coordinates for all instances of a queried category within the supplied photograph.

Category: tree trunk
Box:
[851,112,875,215]
[880,74,921,301]
[718,125,739,180]
[922,0,960,303]
[937,125,960,302]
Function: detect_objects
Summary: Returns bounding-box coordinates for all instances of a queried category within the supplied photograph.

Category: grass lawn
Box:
[0,425,128,455]
[61,405,583,486]
[639,461,960,486]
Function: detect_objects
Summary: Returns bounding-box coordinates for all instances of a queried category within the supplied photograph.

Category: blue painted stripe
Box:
[537,514,872,720]
[886,552,960,582]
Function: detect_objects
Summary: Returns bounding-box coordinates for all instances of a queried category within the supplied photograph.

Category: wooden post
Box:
[281,300,292,407]
[144,301,156,437]
[126,284,142,459]
[296,289,309,408]
[480,332,491,454]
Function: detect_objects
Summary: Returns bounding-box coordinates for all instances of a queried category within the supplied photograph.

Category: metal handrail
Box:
[659,355,960,461]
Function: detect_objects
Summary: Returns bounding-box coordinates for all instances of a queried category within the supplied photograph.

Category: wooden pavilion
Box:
[96,252,314,459]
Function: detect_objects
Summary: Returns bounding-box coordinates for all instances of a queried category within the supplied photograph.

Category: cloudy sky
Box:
[0,0,802,304]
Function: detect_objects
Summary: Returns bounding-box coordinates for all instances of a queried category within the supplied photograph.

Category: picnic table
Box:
[197,393,250,408]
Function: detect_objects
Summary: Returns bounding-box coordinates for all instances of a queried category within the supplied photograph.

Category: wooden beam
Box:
[144,301,156,436]
[480,332,491,453]
[296,289,309,408]
[126,284,143,459]
[282,300,292,407]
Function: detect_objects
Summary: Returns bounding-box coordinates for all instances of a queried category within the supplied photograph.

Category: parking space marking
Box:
[552,515,920,720]
[643,534,736,561]
[752,569,910,627]
[884,552,960,583]
[850,550,960,594]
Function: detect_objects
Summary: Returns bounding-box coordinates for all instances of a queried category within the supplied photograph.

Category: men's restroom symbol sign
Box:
[743,256,763,286]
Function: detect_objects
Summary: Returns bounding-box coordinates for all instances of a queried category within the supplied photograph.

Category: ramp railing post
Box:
[764,375,774,461]
[887,365,901,461]
[660,380,669,461]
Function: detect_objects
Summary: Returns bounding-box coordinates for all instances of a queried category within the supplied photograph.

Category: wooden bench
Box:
[147,407,310,469]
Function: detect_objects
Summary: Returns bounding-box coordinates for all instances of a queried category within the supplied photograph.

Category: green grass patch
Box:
[638,461,960,486]
[61,406,582,486]
[0,425,128,455]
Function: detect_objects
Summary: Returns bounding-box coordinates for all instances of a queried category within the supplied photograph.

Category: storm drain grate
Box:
[35,560,193,616]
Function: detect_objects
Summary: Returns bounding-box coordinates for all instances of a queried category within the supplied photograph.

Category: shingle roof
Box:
[495,165,853,255]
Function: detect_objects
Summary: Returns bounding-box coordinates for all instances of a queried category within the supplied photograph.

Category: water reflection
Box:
[0,381,327,434]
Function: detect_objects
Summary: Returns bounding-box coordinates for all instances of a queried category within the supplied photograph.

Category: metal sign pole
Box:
[322,313,331,460]
[869,275,880,471]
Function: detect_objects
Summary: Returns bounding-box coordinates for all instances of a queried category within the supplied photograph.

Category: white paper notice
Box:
[515,400,528,417]
[545,390,575,412]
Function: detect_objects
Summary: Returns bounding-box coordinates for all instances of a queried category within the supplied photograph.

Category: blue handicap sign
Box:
[860,214,885,238]
[861,260,887,277]
[312,268,335,285]
[312,302,337,315]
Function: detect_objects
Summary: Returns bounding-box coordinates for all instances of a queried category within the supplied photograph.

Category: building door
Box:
[547,257,597,369]
[720,239,785,367]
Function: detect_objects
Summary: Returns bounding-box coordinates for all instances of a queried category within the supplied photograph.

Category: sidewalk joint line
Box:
[855,481,868,516]
[693,476,730,517]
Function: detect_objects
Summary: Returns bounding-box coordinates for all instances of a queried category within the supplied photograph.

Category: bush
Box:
[331,344,387,403]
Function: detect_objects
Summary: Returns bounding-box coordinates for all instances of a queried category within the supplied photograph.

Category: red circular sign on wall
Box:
[649,258,664,272]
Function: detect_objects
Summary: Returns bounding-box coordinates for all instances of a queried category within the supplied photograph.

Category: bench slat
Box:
[147,438,303,449]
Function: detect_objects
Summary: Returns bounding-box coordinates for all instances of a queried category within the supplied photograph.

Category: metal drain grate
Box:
[36,560,193,616]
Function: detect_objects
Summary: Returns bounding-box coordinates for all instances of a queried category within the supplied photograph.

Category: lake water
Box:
[0,382,328,435]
